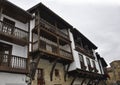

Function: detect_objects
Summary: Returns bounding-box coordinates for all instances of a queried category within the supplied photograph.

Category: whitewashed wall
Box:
[0,72,27,85]
[0,40,27,58]
[1,14,28,31]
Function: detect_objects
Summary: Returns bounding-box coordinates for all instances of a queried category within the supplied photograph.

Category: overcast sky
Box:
[8,0,120,66]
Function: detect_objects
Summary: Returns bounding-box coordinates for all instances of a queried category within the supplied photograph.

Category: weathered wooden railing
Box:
[0,53,28,73]
[0,20,28,41]
[32,39,72,60]
[59,48,72,60]
[75,43,94,59]
[36,18,69,39]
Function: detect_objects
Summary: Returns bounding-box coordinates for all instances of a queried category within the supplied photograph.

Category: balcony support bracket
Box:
[81,78,86,85]
[50,58,59,81]
[30,52,41,80]
[64,64,70,81]
[87,79,93,85]
[71,76,77,85]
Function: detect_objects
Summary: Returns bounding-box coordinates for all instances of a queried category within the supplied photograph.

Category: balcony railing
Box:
[75,43,95,59]
[0,53,28,73]
[32,39,72,60]
[0,20,28,45]
[34,18,69,39]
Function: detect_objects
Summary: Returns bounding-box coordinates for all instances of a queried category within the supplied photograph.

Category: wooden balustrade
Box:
[75,43,95,59]
[59,48,72,60]
[0,53,28,73]
[34,18,69,39]
[32,39,72,60]
[0,20,28,43]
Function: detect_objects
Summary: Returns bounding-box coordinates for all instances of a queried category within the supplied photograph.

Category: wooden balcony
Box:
[0,53,28,74]
[33,18,69,40]
[32,39,73,62]
[75,44,95,59]
[0,20,28,46]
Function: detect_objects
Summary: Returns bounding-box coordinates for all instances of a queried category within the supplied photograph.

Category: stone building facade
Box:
[107,60,120,85]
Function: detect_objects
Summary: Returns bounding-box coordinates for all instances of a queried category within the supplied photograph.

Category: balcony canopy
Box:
[0,0,32,23]
[71,28,97,50]
[27,3,73,30]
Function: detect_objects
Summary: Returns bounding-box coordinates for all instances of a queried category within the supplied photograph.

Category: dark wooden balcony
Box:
[32,39,73,62]
[0,53,28,74]
[33,18,69,40]
[75,43,95,59]
[0,20,28,46]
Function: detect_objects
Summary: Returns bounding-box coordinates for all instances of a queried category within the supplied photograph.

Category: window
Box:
[92,60,96,68]
[79,54,84,62]
[86,58,91,66]
[0,42,12,65]
[2,18,15,34]
[55,69,60,77]
[79,54,86,70]
[37,68,45,85]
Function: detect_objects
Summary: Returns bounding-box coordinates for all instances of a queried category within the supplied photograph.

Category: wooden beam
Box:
[30,53,41,80]
[95,80,100,85]
[87,79,92,85]
[37,10,40,50]
[81,78,86,85]
[50,58,58,81]
[27,21,30,72]
[0,6,3,20]
[64,64,70,81]
[71,76,77,85]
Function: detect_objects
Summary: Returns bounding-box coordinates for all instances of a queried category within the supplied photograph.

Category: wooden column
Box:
[37,10,41,50]
[27,21,30,72]
[57,36,60,55]
[0,6,3,20]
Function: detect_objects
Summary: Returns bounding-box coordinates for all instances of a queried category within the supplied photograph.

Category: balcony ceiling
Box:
[1,0,32,23]
[27,3,73,29]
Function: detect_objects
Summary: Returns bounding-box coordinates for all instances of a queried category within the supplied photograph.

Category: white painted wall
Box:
[0,40,27,58]
[1,14,28,31]
[0,13,28,85]
[0,72,27,85]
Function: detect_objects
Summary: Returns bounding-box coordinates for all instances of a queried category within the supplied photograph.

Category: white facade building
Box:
[68,28,108,85]
[0,0,32,85]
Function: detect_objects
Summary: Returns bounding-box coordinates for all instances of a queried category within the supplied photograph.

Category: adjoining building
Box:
[107,60,120,85]
[68,28,108,85]
[0,0,32,85]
